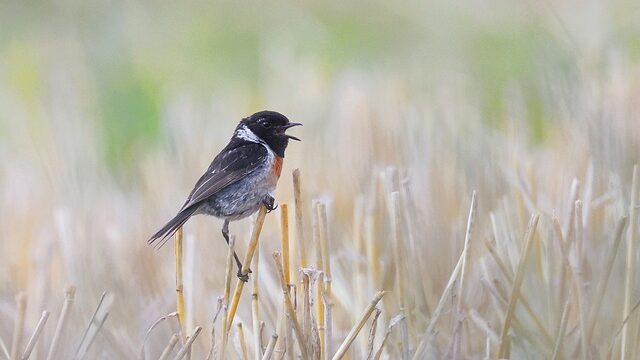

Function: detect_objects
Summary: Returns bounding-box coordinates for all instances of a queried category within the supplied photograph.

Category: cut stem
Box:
[273,251,309,359]
[11,292,26,360]
[317,201,332,359]
[497,214,540,358]
[457,191,478,310]
[227,206,269,330]
[412,193,479,360]
[261,334,278,360]
[332,291,386,360]
[252,243,261,360]
[237,323,250,360]
[390,192,410,360]
[622,165,639,360]
[158,334,180,360]
[293,169,308,268]
[587,217,627,343]
[46,285,76,360]
[172,327,202,360]
[323,293,333,360]
[21,311,49,360]
[281,204,291,284]
[220,236,236,359]
[279,203,293,360]
[551,298,571,360]
[175,227,186,343]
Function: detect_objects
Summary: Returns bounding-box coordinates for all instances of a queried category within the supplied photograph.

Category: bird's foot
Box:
[237,269,252,282]
[235,257,252,283]
[263,195,278,213]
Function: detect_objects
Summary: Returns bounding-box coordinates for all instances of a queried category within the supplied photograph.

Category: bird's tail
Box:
[148,206,199,249]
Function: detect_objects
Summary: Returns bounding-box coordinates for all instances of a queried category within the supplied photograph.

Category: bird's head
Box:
[236,111,302,157]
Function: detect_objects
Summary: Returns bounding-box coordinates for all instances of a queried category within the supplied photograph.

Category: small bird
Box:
[149,111,301,281]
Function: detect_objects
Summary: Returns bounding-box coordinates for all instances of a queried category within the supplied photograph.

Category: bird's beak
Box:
[282,122,302,141]
[282,122,302,129]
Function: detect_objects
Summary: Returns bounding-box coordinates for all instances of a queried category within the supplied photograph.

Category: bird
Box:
[148,111,301,282]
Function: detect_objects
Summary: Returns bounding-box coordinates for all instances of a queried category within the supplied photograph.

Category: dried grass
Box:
[1,13,639,358]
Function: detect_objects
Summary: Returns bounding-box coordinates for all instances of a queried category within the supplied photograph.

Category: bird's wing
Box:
[180,143,269,210]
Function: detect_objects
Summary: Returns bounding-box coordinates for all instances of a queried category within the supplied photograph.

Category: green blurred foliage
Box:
[101,69,161,167]
[0,1,638,166]
[6,41,42,105]
[464,19,576,141]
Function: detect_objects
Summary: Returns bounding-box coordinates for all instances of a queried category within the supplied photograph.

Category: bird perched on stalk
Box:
[149,111,301,281]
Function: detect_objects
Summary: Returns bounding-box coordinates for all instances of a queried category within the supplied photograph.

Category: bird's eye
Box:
[260,120,272,128]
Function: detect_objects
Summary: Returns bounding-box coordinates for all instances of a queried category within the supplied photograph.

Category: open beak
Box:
[282,122,302,141]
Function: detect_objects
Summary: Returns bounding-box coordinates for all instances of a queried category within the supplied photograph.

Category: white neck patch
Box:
[235,125,264,144]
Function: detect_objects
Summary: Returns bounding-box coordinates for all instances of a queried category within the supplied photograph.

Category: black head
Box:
[236,111,302,157]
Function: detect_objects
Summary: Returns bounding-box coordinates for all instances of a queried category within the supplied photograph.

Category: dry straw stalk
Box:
[220,236,236,358]
[21,310,50,360]
[251,241,261,360]
[317,201,332,359]
[587,216,628,343]
[46,285,76,360]
[293,169,308,268]
[273,251,309,359]
[279,203,293,360]
[332,290,386,360]
[175,227,186,343]
[261,334,278,360]
[497,214,540,358]
[237,323,250,360]
[227,206,269,331]
[390,192,410,360]
[11,292,26,360]
[622,164,639,360]
[281,204,291,284]
[158,334,180,360]
[172,326,202,360]
[412,190,479,360]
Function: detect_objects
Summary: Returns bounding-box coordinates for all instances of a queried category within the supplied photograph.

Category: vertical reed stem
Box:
[158,334,180,360]
[172,327,202,360]
[227,206,269,330]
[261,334,278,360]
[274,251,309,359]
[317,201,332,359]
[237,323,250,360]
[46,286,76,360]
[252,243,261,360]
[622,165,639,359]
[281,204,291,285]
[279,203,293,359]
[458,191,478,310]
[497,215,540,358]
[573,201,588,359]
[293,169,308,268]
[11,292,26,360]
[332,291,386,360]
[175,228,186,343]
[587,217,628,343]
[220,237,236,359]
[390,192,410,360]
[21,310,49,360]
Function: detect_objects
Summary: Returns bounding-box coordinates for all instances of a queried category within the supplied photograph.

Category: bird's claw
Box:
[263,196,278,213]
[237,269,251,283]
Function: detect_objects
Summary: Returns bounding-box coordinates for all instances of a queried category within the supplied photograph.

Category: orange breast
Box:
[269,156,284,186]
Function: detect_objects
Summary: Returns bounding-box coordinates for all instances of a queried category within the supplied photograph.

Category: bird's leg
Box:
[263,195,278,213]
[222,220,250,282]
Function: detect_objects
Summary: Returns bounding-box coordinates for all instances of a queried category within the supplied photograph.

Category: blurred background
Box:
[1,0,639,359]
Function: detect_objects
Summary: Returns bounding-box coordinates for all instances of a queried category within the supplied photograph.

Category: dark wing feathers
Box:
[148,143,268,247]
[147,205,199,249]
[181,143,269,210]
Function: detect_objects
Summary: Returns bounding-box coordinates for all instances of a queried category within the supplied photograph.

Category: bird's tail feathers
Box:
[148,206,199,249]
